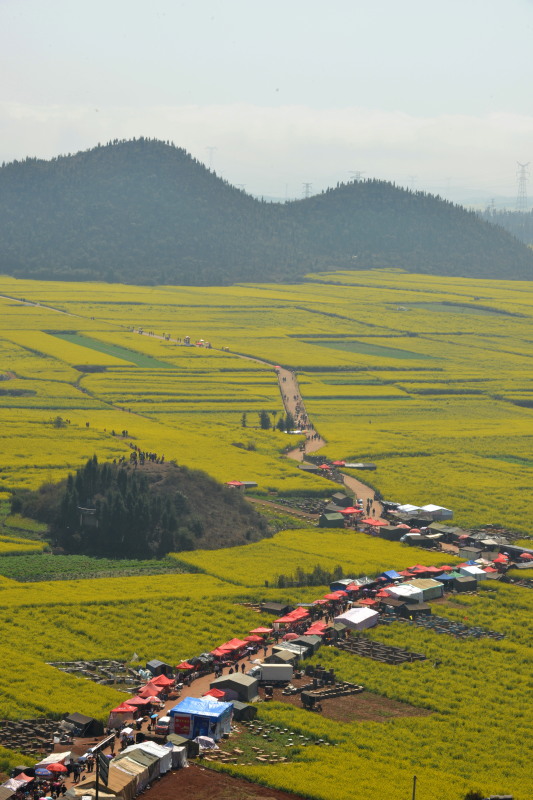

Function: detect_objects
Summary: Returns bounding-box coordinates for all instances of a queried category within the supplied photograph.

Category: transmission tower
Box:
[349,171,365,182]
[516,162,530,211]
[302,182,312,199]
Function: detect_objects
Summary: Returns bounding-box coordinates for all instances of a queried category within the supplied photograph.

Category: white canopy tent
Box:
[333,607,379,630]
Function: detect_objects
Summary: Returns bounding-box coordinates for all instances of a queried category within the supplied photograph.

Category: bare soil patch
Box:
[259,678,431,723]
[143,764,307,800]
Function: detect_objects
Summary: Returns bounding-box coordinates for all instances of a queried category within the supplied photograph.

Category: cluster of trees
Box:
[270,563,344,588]
[1,138,532,283]
[478,206,533,246]
[12,456,270,559]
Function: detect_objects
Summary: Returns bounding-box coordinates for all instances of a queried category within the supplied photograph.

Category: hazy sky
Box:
[1,0,533,205]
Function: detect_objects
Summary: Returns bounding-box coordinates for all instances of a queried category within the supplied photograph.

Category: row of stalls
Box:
[64,740,187,800]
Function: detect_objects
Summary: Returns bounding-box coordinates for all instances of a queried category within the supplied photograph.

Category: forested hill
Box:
[1,138,532,284]
[13,458,271,559]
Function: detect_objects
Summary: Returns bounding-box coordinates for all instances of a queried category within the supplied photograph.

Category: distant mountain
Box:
[0,138,532,284]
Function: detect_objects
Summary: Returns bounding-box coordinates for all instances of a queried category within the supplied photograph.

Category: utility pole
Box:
[412,774,417,800]
[302,182,312,199]
[516,162,530,211]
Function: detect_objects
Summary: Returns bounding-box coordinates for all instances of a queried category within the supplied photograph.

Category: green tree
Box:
[259,410,271,429]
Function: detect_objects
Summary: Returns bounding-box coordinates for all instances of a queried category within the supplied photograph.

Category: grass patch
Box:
[0,553,187,582]
[51,332,175,369]
[304,340,435,360]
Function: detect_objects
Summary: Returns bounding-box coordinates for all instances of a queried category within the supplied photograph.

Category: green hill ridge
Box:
[1,138,532,283]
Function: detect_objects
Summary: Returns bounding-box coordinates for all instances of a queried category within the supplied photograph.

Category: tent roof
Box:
[147,659,171,668]
[170,697,233,719]
[211,673,258,688]
[110,703,136,713]
[150,674,174,686]
[65,712,96,726]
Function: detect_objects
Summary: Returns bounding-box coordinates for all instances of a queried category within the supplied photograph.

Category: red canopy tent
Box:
[111,703,136,714]
[323,591,347,601]
[211,646,233,657]
[358,598,378,606]
[176,661,194,670]
[250,627,273,635]
[361,517,388,526]
[150,674,175,687]
[127,696,151,706]
[312,598,329,605]
[435,565,454,572]
[493,554,509,563]
[138,683,163,698]
[339,506,362,515]
[520,552,533,559]
[245,634,263,643]
[226,480,245,488]
[318,464,330,470]
[332,460,345,466]
[203,687,226,699]
[397,523,411,529]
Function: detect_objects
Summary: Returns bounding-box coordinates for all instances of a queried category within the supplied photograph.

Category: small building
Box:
[319,512,345,528]
[61,713,104,738]
[166,733,200,759]
[385,584,424,604]
[333,607,379,630]
[146,659,173,677]
[405,578,444,602]
[232,701,258,722]
[169,697,233,741]
[458,546,483,561]
[378,526,406,542]
[331,493,353,508]
[419,504,453,521]
[454,575,477,592]
[459,565,488,581]
[398,602,431,619]
[265,648,300,666]
[260,601,292,616]
[291,635,322,655]
[209,674,259,703]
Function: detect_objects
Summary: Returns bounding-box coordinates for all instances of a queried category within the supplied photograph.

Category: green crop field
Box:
[0,271,531,798]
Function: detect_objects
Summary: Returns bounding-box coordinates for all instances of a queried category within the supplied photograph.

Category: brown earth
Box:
[258,679,431,723]
[143,763,307,800]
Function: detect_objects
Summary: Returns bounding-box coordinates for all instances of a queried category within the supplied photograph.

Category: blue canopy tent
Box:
[168,697,233,741]
[381,570,402,581]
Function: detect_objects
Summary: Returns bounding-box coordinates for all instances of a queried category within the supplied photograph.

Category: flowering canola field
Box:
[0,272,532,797]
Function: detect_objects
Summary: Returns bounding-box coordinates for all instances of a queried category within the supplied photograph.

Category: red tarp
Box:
[361,518,388,526]
[493,554,508,563]
[484,566,498,573]
[15,774,34,783]
[226,480,245,487]
[339,507,362,515]
[250,627,273,634]
[245,635,263,642]
[176,661,194,670]
[520,552,532,559]
[282,632,299,641]
[358,598,378,606]
[332,460,345,466]
[319,464,330,470]
[397,523,411,529]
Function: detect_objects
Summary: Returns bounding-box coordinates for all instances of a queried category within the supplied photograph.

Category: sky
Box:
[1,0,533,206]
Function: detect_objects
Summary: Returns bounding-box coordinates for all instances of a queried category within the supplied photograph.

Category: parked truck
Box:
[247,663,293,684]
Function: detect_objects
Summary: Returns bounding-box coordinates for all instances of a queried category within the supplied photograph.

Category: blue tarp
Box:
[169,697,233,719]
[381,570,402,580]
[435,573,455,582]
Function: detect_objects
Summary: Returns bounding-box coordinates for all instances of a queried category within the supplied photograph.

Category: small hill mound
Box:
[11,457,270,558]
